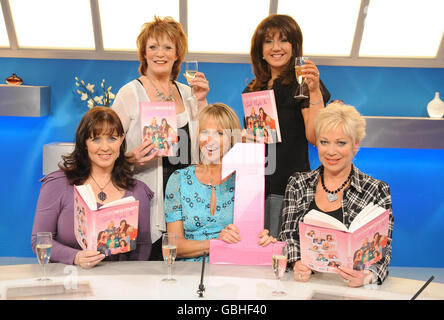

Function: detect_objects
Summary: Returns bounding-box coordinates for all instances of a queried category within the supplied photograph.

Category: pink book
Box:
[140,101,177,157]
[299,204,390,273]
[74,185,139,256]
[241,89,281,144]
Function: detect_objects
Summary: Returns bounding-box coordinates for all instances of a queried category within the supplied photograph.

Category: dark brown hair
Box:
[137,16,187,80]
[60,107,135,190]
[249,14,303,91]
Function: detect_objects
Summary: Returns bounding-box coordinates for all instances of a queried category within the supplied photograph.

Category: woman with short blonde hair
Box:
[280,102,394,287]
[164,103,276,261]
[198,103,242,159]
[315,102,366,148]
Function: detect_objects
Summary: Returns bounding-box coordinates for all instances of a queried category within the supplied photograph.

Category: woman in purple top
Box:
[31,107,153,268]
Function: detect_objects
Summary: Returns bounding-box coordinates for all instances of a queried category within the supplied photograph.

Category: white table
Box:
[1,261,443,300]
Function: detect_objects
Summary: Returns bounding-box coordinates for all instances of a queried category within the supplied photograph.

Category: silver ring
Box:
[298,273,302,280]
[344,278,349,283]
[87,262,90,266]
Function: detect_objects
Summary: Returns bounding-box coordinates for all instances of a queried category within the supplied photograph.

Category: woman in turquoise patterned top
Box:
[164,103,276,261]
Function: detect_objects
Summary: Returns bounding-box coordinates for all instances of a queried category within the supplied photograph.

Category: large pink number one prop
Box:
[209,143,285,265]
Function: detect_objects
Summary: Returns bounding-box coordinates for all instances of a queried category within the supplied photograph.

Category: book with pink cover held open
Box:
[299,203,390,273]
[74,185,139,256]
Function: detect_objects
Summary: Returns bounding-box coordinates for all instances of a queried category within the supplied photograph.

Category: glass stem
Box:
[43,263,46,280]
[167,264,172,280]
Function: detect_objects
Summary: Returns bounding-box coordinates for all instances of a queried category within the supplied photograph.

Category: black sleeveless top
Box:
[243,78,330,197]
[162,123,192,193]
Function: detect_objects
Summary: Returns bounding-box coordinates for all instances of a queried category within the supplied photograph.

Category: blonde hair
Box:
[315,102,366,145]
[136,16,187,79]
[198,103,242,163]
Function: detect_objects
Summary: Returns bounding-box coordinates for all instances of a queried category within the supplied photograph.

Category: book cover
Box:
[74,185,139,256]
[241,90,281,144]
[140,101,178,157]
[299,208,390,273]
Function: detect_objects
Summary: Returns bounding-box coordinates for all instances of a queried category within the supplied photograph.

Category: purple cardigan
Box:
[31,170,153,265]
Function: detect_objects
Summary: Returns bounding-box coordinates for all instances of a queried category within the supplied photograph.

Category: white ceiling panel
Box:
[0,6,9,47]
[360,0,444,57]
[278,0,362,56]
[99,0,179,51]
[188,0,269,54]
[9,0,95,49]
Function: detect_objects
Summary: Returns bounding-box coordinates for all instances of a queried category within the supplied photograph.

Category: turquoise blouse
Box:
[164,165,235,262]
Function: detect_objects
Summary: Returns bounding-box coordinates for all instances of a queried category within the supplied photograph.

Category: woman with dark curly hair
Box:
[31,107,154,269]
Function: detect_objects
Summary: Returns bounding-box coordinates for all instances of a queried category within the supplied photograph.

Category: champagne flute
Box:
[161,232,178,283]
[294,57,308,99]
[185,60,198,100]
[36,232,52,281]
[271,242,288,296]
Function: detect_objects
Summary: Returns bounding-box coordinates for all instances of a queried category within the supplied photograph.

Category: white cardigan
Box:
[111,79,200,243]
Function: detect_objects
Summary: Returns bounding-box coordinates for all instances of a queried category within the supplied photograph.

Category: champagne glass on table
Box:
[161,232,178,283]
[185,60,198,101]
[271,242,288,296]
[36,232,52,281]
[294,57,308,99]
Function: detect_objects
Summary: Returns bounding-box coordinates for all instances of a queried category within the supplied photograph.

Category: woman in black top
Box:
[244,14,330,236]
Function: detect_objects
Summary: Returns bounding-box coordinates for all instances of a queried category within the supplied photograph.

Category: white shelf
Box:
[361,116,444,149]
[0,84,50,117]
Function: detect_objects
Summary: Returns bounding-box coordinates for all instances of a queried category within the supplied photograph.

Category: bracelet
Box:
[309,98,323,105]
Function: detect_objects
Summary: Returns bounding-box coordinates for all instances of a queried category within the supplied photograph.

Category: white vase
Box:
[426,92,444,118]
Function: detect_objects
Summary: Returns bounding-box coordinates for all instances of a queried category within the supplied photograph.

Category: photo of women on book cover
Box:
[96,217,139,256]
[140,101,178,157]
[73,192,139,256]
[241,90,281,144]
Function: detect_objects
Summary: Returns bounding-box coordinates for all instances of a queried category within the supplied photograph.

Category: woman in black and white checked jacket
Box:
[279,102,394,287]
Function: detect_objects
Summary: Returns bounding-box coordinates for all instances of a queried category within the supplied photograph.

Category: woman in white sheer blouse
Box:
[112,16,210,260]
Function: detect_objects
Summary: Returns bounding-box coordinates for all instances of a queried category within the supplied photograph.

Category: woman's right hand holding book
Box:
[127,139,159,166]
[74,250,105,269]
[293,260,312,282]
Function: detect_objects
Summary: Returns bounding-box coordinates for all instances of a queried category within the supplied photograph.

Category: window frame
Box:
[0,0,443,68]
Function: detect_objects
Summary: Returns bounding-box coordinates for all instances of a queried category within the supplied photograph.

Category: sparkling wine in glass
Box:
[294,57,308,99]
[185,61,198,100]
[271,242,288,296]
[36,232,52,281]
[161,233,178,283]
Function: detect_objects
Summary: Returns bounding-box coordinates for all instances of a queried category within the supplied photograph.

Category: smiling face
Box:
[317,125,359,175]
[145,36,177,77]
[86,125,124,172]
[199,116,231,165]
[262,29,293,77]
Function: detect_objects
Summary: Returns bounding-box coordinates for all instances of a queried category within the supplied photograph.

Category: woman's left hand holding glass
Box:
[334,265,377,287]
[300,59,320,93]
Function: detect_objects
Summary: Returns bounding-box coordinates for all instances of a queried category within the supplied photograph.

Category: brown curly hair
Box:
[137,16,187,80]
[248,14,303,92]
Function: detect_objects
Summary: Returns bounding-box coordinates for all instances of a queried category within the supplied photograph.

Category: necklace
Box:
[90,175,112,202]
[320,165,353,202]
[145,75,175,102]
